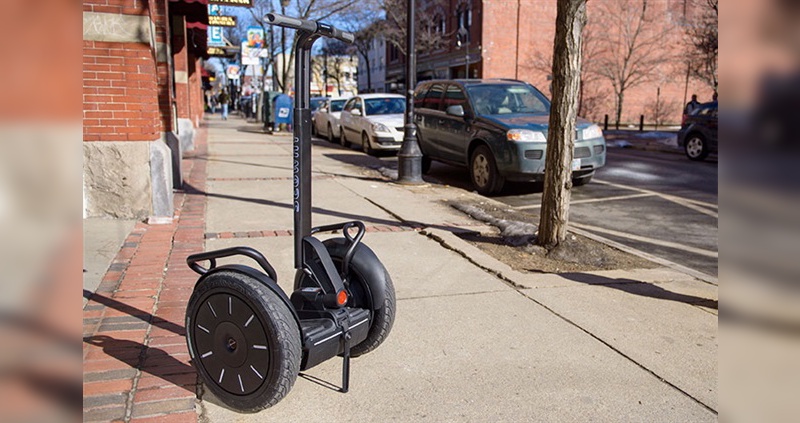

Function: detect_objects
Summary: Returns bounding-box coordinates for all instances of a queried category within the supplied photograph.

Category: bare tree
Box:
[524,21,608,121]
[588,0,676,127]
[381,0,449,56]
[684,0,718,91]
[537,0,587,248]
[218,0,365,93]
[315,39,354,95]
[352,20,385,93]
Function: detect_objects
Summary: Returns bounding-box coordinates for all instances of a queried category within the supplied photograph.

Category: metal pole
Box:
[397,0,424,185]
[293,31,319,268]
[465,44,469,79]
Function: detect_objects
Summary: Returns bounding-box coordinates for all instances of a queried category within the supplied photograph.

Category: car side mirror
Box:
[351,108,362,116]
[446,104,465,117]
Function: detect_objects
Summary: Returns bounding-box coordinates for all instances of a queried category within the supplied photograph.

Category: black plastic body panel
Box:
[298,307,370,370]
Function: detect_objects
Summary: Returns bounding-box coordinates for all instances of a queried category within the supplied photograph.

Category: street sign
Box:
[208,26,224,46]
[209,15,237,27]
[208,47,226,56]
[246,26,264,48]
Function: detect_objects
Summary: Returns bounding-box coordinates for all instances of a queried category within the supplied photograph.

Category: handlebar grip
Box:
[265,13,354,44]
[331,27,355,44]
[264,13,317,32]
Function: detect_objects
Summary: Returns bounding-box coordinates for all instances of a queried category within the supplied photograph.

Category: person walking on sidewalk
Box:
[684,94,701,116]
[218,90,230,120]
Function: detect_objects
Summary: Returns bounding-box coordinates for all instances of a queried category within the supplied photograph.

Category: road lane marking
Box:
[567,225,718,285]
[593,179,718,218]
[515,193,655,210]
[570,221,718,258]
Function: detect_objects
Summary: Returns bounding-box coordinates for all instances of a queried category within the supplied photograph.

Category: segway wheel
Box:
[295,239,396,357]
[186,270,301,412]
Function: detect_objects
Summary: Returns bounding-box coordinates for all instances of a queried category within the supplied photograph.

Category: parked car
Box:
[413,79,607,195]
[309,96,328,136]
[677,101,717,161]
[312,97,349,141]
[339,93,406,154]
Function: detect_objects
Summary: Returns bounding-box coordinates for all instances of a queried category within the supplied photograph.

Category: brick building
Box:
[385,0,715,124]
[83,0,208,221]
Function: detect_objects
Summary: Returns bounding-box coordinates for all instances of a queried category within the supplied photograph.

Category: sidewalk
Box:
[83,113,717,422]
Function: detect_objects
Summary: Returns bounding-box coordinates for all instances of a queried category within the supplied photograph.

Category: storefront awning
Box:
[169,0,209,59]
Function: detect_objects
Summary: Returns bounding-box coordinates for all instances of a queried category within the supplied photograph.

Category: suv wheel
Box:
[470,145,504,195]
[684,134,708,161]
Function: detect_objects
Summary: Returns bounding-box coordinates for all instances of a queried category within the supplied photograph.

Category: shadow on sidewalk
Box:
[184,182,406,228]
[559,273,718,310]
[83,335,197,394]
[195,156,387,183]
[83,290,184,336]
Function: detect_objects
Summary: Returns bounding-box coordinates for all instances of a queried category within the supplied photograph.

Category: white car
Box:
[339,93,406,154]
[312,97,349,142]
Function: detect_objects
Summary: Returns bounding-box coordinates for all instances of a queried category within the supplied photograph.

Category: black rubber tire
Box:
[470,144,504,195]
[327,123,334,142]
[572,174,593,186]
[421,155,432,174]
[684,133,709,161]
[186,270,301,412]
[294,239,395,357]
[361,132,375,156]
[311,120,318,137]
[339,127,350,147]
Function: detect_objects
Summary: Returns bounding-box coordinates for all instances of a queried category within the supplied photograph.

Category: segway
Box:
[184,14,396,412]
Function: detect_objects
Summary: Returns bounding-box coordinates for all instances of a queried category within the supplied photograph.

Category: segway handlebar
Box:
[264,13,354,44]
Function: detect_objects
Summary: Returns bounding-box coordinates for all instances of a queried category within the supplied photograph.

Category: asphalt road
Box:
[416,146,719,278]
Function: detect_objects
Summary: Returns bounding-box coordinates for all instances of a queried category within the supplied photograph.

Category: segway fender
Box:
[197,264,302,335]
[322,238,388,309]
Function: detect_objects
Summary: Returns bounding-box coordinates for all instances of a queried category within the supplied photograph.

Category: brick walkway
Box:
[82,126,208,422]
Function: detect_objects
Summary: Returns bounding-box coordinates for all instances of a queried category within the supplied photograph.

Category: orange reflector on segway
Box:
[337,290,348,306]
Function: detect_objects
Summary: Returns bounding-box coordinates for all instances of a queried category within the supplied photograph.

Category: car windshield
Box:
[364,98,406,115]
[466,84,550,116]
[311,98,326,110]
[330,100,346,112]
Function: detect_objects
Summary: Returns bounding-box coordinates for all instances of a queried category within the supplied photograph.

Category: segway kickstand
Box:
[341,318,351,393]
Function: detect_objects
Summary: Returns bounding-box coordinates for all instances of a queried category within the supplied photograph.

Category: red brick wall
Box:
[189,54,204,126]
[83,0,175,142]
[82,0,148,15]
[83,41,162,141]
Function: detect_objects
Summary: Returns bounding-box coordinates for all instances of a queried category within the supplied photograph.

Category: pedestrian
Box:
[210,95,218,114]
[218,90,230,120]
[684,94,701,116]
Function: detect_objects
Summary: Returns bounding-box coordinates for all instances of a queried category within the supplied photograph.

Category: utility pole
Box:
[397,0,424,184]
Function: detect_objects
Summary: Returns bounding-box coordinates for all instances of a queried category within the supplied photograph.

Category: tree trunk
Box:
[537,0,587,249]
[365,56,372,92]
[615,90,624,129]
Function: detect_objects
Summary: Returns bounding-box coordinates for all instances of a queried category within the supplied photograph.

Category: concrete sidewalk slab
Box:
[206,230,511,301]
[202,289,715,422]
[205,178,402,233]
[83,217,137,304]
[522,283,717,411]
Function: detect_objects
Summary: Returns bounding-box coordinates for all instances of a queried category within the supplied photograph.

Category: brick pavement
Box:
[82,125,208,422]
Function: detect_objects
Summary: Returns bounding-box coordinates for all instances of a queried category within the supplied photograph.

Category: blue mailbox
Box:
[274,94,293,125]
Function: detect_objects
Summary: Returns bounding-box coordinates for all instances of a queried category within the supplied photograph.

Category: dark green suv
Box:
[414,79,607,195]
